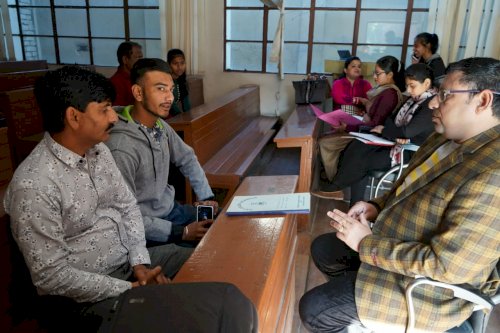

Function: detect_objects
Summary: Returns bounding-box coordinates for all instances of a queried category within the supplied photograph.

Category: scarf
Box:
[390,89,436,166]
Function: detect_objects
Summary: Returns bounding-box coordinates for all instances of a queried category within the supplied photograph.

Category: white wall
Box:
[201,0,303,119]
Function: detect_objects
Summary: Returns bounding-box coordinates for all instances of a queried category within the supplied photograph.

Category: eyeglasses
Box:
[437,89,500,103]
[373,71,386,77]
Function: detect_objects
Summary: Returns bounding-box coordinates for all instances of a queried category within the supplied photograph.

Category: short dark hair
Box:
[116,41,142,66]
[34,66,115,134]
[414,33,439,54]
[130,58,171,85]
[405,63,434,86]
[167,48,185,64]
[446,57,500,118]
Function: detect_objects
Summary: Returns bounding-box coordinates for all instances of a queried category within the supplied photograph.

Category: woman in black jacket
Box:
[314,63,436,204]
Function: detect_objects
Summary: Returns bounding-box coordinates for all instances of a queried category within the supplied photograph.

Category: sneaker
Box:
[310,189,344,200]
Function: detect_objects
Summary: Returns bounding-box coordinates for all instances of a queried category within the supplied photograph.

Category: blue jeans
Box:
[166,201,197,226]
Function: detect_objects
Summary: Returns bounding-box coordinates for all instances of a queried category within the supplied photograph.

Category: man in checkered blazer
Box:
[300,57,499,333]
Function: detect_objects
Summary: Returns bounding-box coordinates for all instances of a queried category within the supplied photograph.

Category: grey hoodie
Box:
[106,106,214,242]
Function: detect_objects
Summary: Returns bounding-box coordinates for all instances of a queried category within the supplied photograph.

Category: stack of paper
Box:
[347,132,395,146]
[226,193,310,216]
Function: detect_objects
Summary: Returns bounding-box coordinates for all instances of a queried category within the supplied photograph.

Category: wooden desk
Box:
[274,104,322,230]
[174,175,298,333]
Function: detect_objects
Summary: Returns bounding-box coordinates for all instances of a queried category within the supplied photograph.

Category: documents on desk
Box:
[346,132,395,146]
[226,193,310,216]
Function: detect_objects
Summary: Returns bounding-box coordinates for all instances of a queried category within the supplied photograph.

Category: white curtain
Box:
[261,0,285,80]
[427,0,500,64]
[162,0,206,75]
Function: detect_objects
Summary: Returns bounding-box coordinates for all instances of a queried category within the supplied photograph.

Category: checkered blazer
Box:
[356,125,500,333]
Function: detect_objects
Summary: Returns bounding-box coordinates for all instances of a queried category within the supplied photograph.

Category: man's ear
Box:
[65,106,81,130]
[132,84,143,102]
[476,90,494,114]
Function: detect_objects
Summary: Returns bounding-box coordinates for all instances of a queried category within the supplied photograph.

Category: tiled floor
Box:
[249,142,499,333]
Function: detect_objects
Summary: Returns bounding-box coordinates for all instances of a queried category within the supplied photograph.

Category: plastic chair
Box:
[367,143,420,199]
[405,263,500,333]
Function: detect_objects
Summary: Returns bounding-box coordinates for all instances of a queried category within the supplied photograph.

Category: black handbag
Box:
[292,79,329,104]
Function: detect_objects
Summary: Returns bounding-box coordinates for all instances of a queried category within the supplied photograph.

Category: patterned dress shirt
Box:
[4,133,150,303]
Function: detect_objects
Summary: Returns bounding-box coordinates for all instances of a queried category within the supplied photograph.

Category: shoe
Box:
[310,189,344,200]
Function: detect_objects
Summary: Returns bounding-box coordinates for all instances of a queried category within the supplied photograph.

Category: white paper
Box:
[226,193,310,216]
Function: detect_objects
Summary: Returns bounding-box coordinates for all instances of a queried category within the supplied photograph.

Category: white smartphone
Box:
[196,205,214,221]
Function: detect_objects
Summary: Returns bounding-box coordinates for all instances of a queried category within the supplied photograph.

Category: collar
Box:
[119,105,164,129]
[44,132,102,168]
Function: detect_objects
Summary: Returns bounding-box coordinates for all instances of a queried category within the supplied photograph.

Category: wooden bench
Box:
[167,85,278,205]
[0,60,47,73]
[274,103,323,230]
[174,175,299,333]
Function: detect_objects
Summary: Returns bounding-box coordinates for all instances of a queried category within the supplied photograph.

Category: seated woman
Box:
[331,56,372,115]
[316,63,436,203]
[412,32,446,85]
[317,55,404,185]
[167,48,191,118]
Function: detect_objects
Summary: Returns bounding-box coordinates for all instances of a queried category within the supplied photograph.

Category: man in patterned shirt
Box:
[4,66,257,332]
[300,57,499,332]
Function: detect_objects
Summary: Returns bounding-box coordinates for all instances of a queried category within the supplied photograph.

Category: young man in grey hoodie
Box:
[106,58,218,245]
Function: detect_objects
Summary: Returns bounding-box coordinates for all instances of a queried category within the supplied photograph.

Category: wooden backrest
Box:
[186,75,204,108]
[0,60,48,73]
[0,88,43,140]
[167,85,260,165]
[0,70,48,92]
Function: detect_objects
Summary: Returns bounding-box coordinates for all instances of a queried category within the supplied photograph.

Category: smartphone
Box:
[196,205,214,221]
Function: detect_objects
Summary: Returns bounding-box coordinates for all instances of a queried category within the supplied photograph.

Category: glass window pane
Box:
[315,0,355,8]
[92,39,123,66]
[90,9,124,38]
[133,39,161,58]
[13,36,23,61]
[287,0,311,8]
[405,46,414,68]
[89,0,123,6]
[59,38,90,64]
[311,44,352,73]
[268,10,309,41]
[20,8,53,36]
[358,11,406,44]
[408,12,429,42]
[361,0,407,9]
[266,43,308,73]
[356,45,402,63]
[226,42,262,71]
[129,0,160,5]
[226,10,263,41]
[56,9,88,37]
[54,0,86,6]
[414,0,430,8]
[23,36,56,63]
[314,11,354,43]
[17,0,50,5]
[129,9,160,38]
[9,8,19,35]
[226,0,263,7]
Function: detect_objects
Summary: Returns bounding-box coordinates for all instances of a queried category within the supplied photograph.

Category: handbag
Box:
[292,79,329,104]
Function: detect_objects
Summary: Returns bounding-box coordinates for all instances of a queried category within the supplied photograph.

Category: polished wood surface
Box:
[174,175,299,333]
[274,104,322,230]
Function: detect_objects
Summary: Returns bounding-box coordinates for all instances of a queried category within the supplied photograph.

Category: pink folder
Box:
[309,104,364,131]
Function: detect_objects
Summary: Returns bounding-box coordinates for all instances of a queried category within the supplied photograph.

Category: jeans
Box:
[165,201,197,226]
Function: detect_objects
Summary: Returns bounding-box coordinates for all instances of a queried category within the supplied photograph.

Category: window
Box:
[225,0,431,74]
[7,0,160,66]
